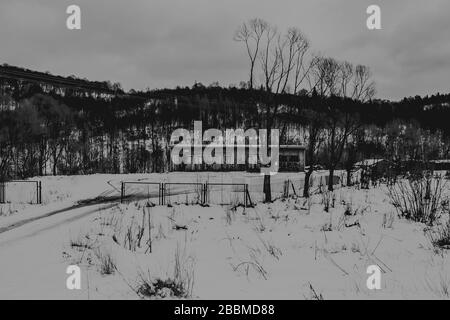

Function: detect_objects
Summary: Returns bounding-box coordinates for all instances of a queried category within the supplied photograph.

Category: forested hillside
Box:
[1,64,450,181]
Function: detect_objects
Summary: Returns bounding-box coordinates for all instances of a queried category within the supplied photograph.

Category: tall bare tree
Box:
[293,38,314,95]
[352,65,376,101]
[339,61,354,98]
[260,24,279,92]
[323,107,361,191]
[261,28,312,200]
[308,56,341,96]
[302,108,324,197]
[234,18,268,89]
[307,56,377,191]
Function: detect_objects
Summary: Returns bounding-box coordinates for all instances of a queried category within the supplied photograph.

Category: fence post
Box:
[283,180,288,198]
[120,182,124,203]
[158,183,161,206]
[0,182,4,204]
[244,184,248,207]
[38,181,42,204]
[290,180,297,197]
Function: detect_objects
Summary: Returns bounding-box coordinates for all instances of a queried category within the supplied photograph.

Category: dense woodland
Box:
[1,18,450,197]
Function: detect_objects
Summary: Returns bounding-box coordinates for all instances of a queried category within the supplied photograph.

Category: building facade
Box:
[169,144,305,173]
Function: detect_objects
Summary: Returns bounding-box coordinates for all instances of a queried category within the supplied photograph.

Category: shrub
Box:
[70,233,93,250]
[387,173,446,225]
[322,191,334,213]
[95,249,116,275]
[137,277,189,299]
[257,234,282,260]
[306,283,324,300]
[428,220,450,249]
[137,245,195,299]
[382,211,396,229]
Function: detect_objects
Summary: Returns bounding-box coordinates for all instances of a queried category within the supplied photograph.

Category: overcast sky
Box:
[1,0,449,100]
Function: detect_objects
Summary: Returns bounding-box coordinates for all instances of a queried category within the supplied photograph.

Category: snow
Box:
[354,159,386,167]
[0,172,449,300]
[431,160,450,164]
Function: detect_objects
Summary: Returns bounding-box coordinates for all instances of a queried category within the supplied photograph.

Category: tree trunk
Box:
[346,168,352,186]
[328,167,335,191]
[303,168,313,198]
[249,61,255,89]
[263,174,271,202]
[52,150,57,176]
[38,140,45,176]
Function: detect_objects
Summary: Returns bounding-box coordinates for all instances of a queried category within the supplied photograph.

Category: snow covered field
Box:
[0,171,322,230]
[0,172,449,300]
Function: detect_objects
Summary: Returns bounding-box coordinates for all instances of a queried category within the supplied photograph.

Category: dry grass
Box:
[136,245,195,299]
[95,249,116,275]
[382,211,396,229]
[427,220,450,250]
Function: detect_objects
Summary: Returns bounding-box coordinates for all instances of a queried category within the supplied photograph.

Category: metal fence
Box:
[120,181,162,205]
[0,180,42,204]
[162,183,204,205]
[120,181,255,207]
[205,183,252,207]
[119,178,306,207]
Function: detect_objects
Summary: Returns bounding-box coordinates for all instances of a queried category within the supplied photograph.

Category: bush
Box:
[137,245,195,299]
[321,191,335,213]
[428,220,450,249]
[137,278,189,299]
[387,173,446,226]
[95,250,116,275]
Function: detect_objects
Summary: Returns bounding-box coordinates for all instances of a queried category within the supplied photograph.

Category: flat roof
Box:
[430,160,450,164]
[355,159,386,166]
[279,145,305,150]
[170,143,305,149]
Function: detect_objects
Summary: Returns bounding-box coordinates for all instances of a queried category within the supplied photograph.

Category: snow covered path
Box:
[0,202,118,299]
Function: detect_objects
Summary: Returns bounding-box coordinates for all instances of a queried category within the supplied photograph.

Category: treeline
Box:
[1,70,449,183]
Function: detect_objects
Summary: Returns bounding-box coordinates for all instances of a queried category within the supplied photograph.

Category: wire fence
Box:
[163,183,204,206]
[120,181,162,205]
[0,180,42,204]
[205,183,251,207]
[119,178,306,207]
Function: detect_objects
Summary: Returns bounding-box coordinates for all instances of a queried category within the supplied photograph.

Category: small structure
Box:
[354,158,391,182]
[169,143,305,172]
[430,160,450,171]
[278,145,305,172]
[354,158,386,168]
[355,159,391,172]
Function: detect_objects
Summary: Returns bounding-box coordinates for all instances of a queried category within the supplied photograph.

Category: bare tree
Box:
[235,19,377,198]
[303,109,324,197]
[339,61,354,98]
[293,41,314,95]
[258,26,311,95]
[259,28,313,201]
[287,29,306,92]
[323,108,361,191]
[234,18,268,89]
[352,65,376,101]
[309,57,364,191]
[260,24,279,92]
[308,56,341,97]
